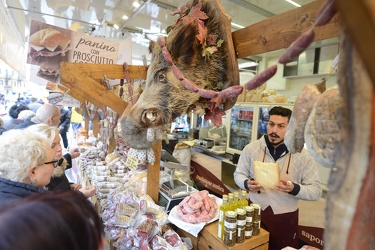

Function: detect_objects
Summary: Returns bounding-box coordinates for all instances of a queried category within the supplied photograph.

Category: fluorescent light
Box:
[239,61,258,69]
[285,0,301,7]
[113,24,119,29]
[122,15,129,20]
[133,1,140,8]
[231,22,245,29]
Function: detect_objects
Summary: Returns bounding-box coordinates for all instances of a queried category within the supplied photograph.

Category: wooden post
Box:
[147,141,162,203]
[92,112,99,137]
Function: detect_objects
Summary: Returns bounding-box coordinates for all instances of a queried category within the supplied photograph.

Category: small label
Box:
[237,219,246,226]
[125,154,139,170]
[246,216,253,223]
[245,229,253,237]
[224,221,237,229]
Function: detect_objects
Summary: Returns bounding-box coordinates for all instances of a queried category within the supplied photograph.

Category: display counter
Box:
[176,221,269,250]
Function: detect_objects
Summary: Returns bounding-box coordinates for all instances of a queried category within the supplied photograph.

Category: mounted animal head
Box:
[120,0,240,149]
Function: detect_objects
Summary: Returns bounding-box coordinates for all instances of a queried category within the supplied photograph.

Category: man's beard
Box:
[268,133,284,146]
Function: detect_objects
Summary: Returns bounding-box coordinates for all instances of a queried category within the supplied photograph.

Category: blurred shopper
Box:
[14,103,61,129]
[57,106,71,149]
[0,191,105,250]
[0,129,56,202]
[28,97,42,112]
[0,117,6,135]
[70,107,83,136]
[3,103,29,130]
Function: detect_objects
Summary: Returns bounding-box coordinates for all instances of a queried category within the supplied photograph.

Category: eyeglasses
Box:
[44,159,59,168]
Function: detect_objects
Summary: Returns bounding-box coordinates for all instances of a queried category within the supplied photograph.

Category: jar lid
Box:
[236,208,245,215]
[225,211,237,218]
[245,206,254,212]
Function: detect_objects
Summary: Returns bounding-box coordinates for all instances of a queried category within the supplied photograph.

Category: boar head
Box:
[120,0,239,149]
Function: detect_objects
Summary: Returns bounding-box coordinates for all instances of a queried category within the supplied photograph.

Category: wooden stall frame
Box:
[59,0,339,203]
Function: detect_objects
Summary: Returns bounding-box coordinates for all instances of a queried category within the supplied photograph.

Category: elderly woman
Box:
[0,191,105,250]
[26,124,96,198]
[0,129,57,202]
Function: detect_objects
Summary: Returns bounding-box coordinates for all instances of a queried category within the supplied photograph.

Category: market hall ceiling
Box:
[6,0,313,46]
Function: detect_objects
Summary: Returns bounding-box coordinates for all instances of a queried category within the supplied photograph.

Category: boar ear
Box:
[169,22,198,65]
[149,40,155,54]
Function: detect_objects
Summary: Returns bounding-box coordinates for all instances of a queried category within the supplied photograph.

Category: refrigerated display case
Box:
[226,103,294,155]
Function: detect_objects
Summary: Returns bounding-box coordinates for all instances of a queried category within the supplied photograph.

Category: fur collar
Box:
[53,158,67,177]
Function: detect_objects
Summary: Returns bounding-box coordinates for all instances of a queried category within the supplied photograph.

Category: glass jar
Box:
[245,205,254,224]
[236,208,246,243]
[253,221,260,236]
[224,211,237,246]
[252,203,261,222]
[245,223,253,239]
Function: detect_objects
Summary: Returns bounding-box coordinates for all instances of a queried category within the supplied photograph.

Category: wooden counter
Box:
[177,221,269,250]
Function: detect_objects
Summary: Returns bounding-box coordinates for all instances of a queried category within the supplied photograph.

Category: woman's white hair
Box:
[18,110,36,120]
[26,124,59,147]
[0,129,50,182]
[26,124,63,177]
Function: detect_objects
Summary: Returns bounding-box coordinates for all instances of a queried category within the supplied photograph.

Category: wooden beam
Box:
[62,63,147,80]
[232,0,340,58]
[60,62,128,114]
[334,0,375,89]
[147,141,161,203]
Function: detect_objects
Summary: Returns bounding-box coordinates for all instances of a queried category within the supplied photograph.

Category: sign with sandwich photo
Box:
[27,20,119,82]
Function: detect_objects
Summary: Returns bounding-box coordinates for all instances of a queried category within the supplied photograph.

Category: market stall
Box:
[57,0,348,249]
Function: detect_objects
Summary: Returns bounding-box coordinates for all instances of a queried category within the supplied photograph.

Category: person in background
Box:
[234,106,322,250]
[26,124,96,198]
[28,97,42,113]
[57,106,71,149]
[0,117,6,135]
[14,103,61,129]
[3,103,29,130]
[17,109,35,122]
[0,191,105,250]
[0,129,57,202]
[70,106,83,136]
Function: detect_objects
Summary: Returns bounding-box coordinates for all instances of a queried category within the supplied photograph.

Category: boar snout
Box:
[141,108,163,126]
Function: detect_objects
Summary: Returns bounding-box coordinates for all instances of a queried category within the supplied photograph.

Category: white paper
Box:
[168,195,222,237]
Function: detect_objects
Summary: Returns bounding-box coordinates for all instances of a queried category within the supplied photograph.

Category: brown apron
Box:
[252,149,299,250]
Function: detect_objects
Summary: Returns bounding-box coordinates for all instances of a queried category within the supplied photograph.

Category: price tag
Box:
[125,154,139,171]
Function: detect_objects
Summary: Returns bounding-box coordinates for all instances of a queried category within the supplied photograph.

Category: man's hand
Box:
[276,179,294,193]
[247,179,261,193]
[69,148,80,159]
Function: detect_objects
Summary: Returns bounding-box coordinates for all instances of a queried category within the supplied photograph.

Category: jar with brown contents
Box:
[224,211,237,246]
[236,208,246,243]
[245,223,253,239]
[253,221,260,236]
[245,205,254,224]
[252,203,261,222]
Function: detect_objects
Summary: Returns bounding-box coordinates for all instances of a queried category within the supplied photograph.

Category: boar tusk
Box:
[146,111,156,122]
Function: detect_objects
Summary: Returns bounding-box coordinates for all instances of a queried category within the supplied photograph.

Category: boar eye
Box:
[158,73,167,82]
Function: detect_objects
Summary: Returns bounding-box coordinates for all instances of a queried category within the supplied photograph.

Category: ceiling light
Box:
[113,24,119,29]
[231,22,245,29]
[122,15,129,20]
[285,0,301,7]
[133,1,140,8]
[238,61,258,69]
